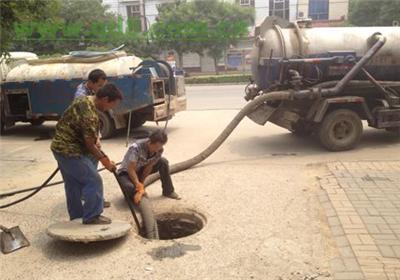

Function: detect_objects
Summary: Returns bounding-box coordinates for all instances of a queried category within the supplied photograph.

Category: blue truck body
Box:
[1,55,187,138]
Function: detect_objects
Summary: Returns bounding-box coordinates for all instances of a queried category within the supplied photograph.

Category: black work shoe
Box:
[83,215,112,225]
[103,200,111,208]
[163,192,181,200]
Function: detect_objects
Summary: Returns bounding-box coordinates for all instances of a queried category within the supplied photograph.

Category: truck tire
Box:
[138,197,159,239]
[385,127,400,136]
[0,118,4,135]
[291,121,312,136]
[318,109,363,151]
[0,101,5,135]
[30,119,45,126]
[98,111,115,139]
[131,117,146,129]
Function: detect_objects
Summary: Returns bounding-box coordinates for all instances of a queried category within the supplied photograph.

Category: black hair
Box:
[96,83,123,102]
[149,129,168,144]
[88,69,107,83]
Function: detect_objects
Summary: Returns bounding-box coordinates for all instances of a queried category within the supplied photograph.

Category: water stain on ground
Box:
[147,242,201,261]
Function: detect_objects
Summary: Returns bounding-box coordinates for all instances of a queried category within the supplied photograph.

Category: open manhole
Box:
[155,211,205,240]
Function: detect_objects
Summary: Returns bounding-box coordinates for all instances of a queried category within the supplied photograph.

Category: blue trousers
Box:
[53,151,104,223]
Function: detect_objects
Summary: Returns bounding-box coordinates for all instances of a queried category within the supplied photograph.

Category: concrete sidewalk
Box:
[318,161,400,280]
[1,159,333,280]
[1,109,399,279]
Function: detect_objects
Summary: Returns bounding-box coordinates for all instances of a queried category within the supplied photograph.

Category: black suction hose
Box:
[0,33,386,207]
[112,171,142,234]
[0,168,60,209]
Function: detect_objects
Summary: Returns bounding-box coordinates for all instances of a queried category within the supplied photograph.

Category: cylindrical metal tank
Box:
[5,51,142,82]
[252,17,400,89]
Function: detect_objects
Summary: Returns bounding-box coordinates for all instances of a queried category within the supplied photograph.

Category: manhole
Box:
[155,211,205,240]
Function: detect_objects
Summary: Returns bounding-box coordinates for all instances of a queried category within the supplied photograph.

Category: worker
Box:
[117,129,180,205]
[51,83,122,225]
[74,68,111,208]
[75,69,107,98]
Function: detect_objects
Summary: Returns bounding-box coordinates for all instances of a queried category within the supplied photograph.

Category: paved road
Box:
[186,84,247,110]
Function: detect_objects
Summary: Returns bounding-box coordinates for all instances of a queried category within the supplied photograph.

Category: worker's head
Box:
[95,83,122,111]
[87,69,107,93]
[148,129,168,153]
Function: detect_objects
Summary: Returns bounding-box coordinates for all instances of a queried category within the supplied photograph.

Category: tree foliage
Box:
[150,0,254,73]
[2,0,151,57]
[0,0,59,56]
[349,0,400,26]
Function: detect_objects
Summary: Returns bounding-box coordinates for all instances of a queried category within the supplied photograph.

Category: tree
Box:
[193,0,253,74]
[0,0,59,56]
[150,1,208,68]
[151,0,254,73]
[349,0,400,26]
[59,0,114,26]
[8,0,149,56]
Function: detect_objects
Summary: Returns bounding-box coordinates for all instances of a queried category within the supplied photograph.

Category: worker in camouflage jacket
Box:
[51,84,122,225]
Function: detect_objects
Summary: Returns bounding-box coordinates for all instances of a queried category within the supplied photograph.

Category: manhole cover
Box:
[155,212,205,240]
[47,219,132,243]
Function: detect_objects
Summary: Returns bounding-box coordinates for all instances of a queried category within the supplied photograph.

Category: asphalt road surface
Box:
[186,84,247,110]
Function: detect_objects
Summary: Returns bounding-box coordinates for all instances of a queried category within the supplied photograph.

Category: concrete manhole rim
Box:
[155,208,207,224]
[152,207,207,241]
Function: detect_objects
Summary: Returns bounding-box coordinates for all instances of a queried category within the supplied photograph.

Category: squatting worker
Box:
[117,129,180,205]
[74,68,111,208]
[51,84,122,225]
[75,69,107,98]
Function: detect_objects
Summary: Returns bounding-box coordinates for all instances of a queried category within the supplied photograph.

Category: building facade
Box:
[297,0,349,23]
[103,0,349,73]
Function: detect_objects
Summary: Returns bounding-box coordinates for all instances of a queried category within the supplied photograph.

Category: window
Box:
[269,0,289,20]
[240,0,250,6]
[126,3,140,18]
[309,0,329,20]
[126,3,141,31]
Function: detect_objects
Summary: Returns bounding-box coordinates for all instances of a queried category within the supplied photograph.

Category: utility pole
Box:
[140,0,147,31]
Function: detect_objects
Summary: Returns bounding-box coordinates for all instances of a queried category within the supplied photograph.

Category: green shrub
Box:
[185,74,251,84]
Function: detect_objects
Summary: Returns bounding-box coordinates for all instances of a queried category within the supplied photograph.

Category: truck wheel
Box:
[318,109,362,151]
[131,117,146,129]
[139,197,159,239]
[30,119,45,126]
[98,111,115,139]
[0,101,5,135]
[291,122,312,136]
[0,119,4,135]
[385,127,400,136]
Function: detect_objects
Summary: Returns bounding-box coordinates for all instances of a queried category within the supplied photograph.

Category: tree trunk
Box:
[213,56,219,75]
[178,52,183,69]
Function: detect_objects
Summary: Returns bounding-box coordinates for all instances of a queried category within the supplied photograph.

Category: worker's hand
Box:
[136,182,145,192]
[133,182,145,204]
[134,190,146,205]
[100,156,116,172]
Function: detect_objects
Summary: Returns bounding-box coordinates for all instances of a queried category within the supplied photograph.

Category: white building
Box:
[103,0,172,31]
[104,0,349,30]
[103,0,349,73]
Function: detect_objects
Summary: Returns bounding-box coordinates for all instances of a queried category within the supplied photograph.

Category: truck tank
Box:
[4,51,142,82]
[251,17,400,91]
